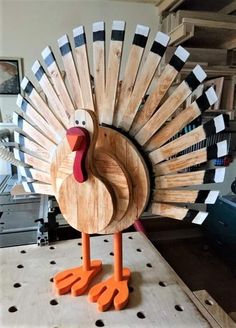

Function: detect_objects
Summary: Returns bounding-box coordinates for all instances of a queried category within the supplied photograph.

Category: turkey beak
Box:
[66,127,85,151]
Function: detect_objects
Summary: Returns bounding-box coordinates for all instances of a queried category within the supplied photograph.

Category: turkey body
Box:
[50,125,150,234]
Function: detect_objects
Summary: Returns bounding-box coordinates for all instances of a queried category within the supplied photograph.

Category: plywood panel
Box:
[0,232,223,327]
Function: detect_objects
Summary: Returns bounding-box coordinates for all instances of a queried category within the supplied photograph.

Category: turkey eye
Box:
[82,121,86,125]
[75,120,79,125]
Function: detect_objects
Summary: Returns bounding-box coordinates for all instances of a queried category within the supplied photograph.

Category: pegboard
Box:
[0,232,216,327]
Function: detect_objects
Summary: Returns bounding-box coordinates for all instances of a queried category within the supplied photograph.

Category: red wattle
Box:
[72,128,90,183]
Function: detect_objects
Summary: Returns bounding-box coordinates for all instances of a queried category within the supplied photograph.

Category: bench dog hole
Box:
[137,311,145,319]
[50,299,58,306]
[95,319,105,327]
[8,306,17,313]
[175,305,184,311]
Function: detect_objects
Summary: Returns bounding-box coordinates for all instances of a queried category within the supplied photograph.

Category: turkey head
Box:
[50,109,115,234]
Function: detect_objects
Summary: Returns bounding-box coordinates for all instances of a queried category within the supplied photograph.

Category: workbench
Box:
[0,232,233,327]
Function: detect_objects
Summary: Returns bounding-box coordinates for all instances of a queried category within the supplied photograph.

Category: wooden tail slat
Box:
[23,182,54,195]
[155,168,226,189]
[32,60,69,128]
[135,65,207,146]
[20,77,66,138]
[16,95,60,145]
[19,166,51,184]
[130,46,190,136]
[101,21,125,125]
[58,34,83,108]
[118,31,170,131]
[145,87,217,152]
[150,114,226,164]
[13,112,56,152]
[153,189,219,204]
[41,46,75,116]
[113,24,149,127]
[151,202,208,225]
[14,149,51,173]
[73,26,94,111]
[14,132,50,160]
[93,21,106,123]
[154,140,228,176]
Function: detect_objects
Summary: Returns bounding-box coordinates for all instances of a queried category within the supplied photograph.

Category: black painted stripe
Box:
[93,30,105,42]
[195,190,210,203]
[196,93,210,112]
[19,133,25,146]
[74,33,86,47]
[203,169,216,184]
[20,98,28,112]
[111,30,125,41]
[60,42,71,56]
[28,183,35,192]
[44,52,55,67]
[185,71,201,91]
[18,150,25,162]
[223,114,229,127]
[35,66,44,81]
[183,209,199,222]
[150,41,166,57]
[24,168,33,179]
[18,116,24,130]
[133,33,148,48]
[207,144,218,160]
[203,119,217,137]
[24,81,34,96]
[169,54,185,72]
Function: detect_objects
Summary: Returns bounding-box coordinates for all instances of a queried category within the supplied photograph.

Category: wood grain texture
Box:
[16,95,60,145]
[154,147,208,176]
[130,63,179,136]
[145,101,201,152]
[50,121,149,234]
[74,45,94,111]
[151,202,190,220]
[155,171,206,189]
[15,150,50,173]
[149,124,206,164]
[114,25,148,127]
[14,132,50,160]
[58,35,84,108]
[25,182,53,195]
[42,48,75,116]
[153,190,217,204]
[95,150,131,224]
[32,61,70,128]
[23,84,66,139]
[20,167,51,184]
[135,80,192,146]
[51,110,115,234]
[194,290,236,328]
[101,40,124,125]
[118,51,163,131]
[1,232,222,327]
[13,113,56,153]
[57,173,114,233]
[96,127,150,233]
[93,35,105,123]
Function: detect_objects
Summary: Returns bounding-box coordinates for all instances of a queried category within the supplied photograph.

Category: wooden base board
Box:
[0,232,227,327]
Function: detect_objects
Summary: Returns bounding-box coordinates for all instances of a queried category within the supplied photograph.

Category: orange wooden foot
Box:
[53,260,102,296]
[88,268,131,311]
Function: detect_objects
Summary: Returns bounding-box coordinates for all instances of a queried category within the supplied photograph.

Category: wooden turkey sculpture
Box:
[12,21,228,311]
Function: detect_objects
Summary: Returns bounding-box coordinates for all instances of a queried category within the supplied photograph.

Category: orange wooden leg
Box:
[53,232,102,296]
[82,231,91,271]
[88,232,131,311]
